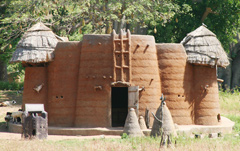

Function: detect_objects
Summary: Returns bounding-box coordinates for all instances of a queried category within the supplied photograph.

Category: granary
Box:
[11,23,229,128]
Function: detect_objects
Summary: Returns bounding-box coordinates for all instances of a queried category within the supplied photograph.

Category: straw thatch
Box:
[181,25,229,68]
[10,22,64,63]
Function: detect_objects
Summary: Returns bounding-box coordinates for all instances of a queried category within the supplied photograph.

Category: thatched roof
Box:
[181,25,230,68]
[10,22,64,63]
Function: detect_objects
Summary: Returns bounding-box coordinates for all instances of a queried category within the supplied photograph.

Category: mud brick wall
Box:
[47,42,81,127]
[75,35,113,127]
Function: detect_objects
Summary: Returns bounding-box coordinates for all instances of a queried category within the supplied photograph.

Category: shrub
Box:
[121,133,129,139]
[0,81,24,90]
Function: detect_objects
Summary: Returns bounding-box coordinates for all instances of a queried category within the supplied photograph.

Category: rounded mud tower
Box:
[131,35,161,127]
[156,44,193,125]
[22,67,48,110]
[193,66,220,125]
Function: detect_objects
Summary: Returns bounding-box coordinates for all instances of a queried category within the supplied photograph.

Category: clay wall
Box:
[130,35,161,126]
[75,35,113,127]
[22,67,48,110]
[193,65,220,125]
[47,42,81,127]
[156,44,194,125]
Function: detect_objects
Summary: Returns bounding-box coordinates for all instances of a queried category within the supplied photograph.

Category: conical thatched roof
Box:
[181,25,229,68]
[10,22,64,63]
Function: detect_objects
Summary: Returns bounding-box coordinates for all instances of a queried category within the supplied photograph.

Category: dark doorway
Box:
[111,87,128,127]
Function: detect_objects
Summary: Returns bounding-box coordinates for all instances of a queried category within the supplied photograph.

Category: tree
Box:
[0,0,178,79]
[149,0,240,52]
[2,0,239,85]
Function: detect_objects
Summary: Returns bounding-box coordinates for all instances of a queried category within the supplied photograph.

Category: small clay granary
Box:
[11,23,229,128]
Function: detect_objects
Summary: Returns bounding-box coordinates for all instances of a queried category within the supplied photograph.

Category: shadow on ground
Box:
[0,90,22,105]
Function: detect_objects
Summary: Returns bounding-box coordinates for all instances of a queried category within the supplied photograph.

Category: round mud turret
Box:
[193,66,220,125]
[156,44,193,125]
[131,35,161,127]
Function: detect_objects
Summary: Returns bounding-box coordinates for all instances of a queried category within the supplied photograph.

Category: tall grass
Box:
[219,88,240,133]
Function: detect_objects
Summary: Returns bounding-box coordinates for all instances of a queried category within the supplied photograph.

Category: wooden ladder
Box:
[112,29,131,83]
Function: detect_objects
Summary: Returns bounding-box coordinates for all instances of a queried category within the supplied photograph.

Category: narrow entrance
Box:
[111,87,128,127]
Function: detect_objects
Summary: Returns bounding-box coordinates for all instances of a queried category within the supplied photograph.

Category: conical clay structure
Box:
[151,103,163,137]
[123,108,144,137]
[162,102,177,137]
[139,116,148,130]
[151,102,176,137]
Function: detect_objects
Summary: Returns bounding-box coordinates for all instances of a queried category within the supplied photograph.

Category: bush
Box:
[121,133,129,139]
[0,81,24,90]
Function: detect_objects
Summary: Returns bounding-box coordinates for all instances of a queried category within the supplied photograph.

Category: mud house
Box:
[11,23,229,127]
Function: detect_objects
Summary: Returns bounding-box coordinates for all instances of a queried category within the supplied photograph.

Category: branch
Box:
[151,112,162,123]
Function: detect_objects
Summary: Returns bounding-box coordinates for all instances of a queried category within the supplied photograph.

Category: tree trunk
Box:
[218,35,240,90]
[231,50,240,89]
[218,64,232,90]
[0,59,8,81]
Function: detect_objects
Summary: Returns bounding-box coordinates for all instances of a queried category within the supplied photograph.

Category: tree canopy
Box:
[0,0,177,61]
[150,0,240,53]
[0,0,240,77]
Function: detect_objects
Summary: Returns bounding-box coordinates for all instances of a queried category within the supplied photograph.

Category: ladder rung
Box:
[114,51,129,53]
[114,38,128,42]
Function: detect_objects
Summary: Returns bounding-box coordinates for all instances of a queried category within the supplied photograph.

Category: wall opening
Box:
[111,87,128,127]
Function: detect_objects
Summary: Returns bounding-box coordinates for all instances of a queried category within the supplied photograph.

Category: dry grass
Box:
[219,90,240,115]
[0,90,239,151]
[0,136,239,151]
[219,90,240,133]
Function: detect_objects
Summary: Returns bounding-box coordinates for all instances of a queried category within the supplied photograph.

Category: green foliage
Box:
[225,114,240,132]
[219,87,240,115]
[7,63,25,75]
[0,81,23,90]
[121,133,129,139]
[0,0,240,78]
[219,88,240,133]
[0,0,178,74]
[150,0,240,53]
